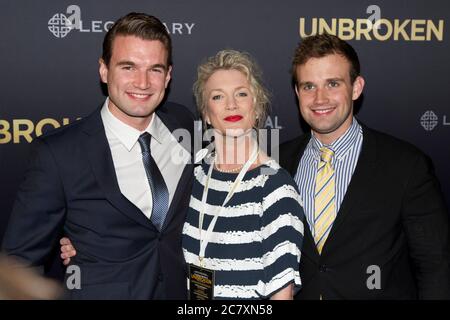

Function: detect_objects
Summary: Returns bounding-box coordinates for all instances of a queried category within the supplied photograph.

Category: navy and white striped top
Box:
[293,118,363,238]
[182,160,304,300]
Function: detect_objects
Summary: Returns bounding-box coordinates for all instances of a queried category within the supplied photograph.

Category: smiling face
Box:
[99,35,172,130]
[295,53,364,145]
[203,69,256,137]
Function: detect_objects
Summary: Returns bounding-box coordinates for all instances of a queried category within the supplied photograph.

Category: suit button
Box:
[158,274,164,281]
[319,265,328,272]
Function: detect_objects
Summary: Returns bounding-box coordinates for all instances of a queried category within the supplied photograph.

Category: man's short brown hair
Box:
[102,12,172,66]
[292,33,360,84]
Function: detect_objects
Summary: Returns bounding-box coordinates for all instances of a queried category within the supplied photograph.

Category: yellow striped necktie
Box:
[314,147,336,254]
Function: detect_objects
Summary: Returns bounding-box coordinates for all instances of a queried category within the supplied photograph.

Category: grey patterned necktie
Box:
[138,132,169,231]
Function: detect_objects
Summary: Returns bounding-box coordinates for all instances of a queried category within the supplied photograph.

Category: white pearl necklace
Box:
[214,148,260,174]
[214,163,245,173]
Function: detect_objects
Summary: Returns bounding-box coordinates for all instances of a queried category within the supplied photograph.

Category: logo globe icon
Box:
[420,111,438,131]
[48,13,73,38]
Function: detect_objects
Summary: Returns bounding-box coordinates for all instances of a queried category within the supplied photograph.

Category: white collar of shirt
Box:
[101,97,165,151]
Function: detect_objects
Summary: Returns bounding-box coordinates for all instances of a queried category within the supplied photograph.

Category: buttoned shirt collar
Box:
[101,98,165,151]
[310,117,361,162]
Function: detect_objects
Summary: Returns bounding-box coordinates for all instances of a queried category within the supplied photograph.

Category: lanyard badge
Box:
[189,142,259,300]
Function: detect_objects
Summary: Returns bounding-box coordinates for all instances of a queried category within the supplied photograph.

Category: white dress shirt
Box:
[101,98,190,219]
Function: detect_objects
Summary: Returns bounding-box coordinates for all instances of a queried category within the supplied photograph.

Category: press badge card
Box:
[189,264,215,300]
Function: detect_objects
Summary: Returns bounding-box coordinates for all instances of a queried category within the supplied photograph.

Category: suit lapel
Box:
[288,127,378,258]
[283,133,321,260]
[281,134,310,176]
[302,219,320,260]
[156,108,194,232]
[81,109,157,231]
[161,163,193,231]
[321,125,377,255]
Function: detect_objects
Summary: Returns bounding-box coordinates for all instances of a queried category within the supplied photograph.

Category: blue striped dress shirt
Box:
[293,118,363,238]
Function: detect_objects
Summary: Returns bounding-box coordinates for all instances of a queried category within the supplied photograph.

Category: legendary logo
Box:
[48,13,73,38]
[48,5,114,38]
[48,5,195,39]
[420,111,439,131]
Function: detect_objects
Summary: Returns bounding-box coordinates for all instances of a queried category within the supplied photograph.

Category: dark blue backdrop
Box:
[1,0,449,244]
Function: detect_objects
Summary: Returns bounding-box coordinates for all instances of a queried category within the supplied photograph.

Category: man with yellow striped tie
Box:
[314,147,336,255]
[280,33,449,300]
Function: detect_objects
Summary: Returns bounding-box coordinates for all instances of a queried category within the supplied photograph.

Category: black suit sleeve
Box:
[2,138,66,267]
[402,152,450,299]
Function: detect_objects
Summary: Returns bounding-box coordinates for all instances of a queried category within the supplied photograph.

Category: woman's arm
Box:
[270,283,293,300]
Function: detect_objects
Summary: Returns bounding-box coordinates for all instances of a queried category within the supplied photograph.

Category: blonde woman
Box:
[182,50,304,300]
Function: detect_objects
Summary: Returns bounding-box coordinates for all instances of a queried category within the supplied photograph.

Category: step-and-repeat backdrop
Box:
[1,0,449,244]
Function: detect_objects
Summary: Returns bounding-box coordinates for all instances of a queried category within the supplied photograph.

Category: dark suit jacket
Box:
[2,102,195,299]
[279,123,450,299]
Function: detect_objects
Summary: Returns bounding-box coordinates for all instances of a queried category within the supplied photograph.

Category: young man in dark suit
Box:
[280,33,449,299]
[2,13,194,299]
